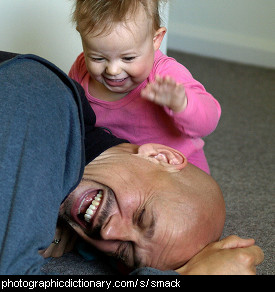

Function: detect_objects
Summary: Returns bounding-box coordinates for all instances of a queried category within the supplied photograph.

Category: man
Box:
[0,52,263,274]
[56,143,225,271]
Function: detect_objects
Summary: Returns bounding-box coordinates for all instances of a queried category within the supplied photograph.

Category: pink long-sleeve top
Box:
[69,50,221,173]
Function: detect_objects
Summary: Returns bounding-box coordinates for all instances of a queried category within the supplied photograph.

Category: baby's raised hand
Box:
[141,75,187,112]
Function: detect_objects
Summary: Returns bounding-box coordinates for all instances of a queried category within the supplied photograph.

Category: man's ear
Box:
[153,27,167,51]
[137,143,187,171]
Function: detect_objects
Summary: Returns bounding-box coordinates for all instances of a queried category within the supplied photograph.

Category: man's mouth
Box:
[72,189,104,229]
[82,191,103,223]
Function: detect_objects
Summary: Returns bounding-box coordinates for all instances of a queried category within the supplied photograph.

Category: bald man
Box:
[0,52,263,274]
[58,143,225,270]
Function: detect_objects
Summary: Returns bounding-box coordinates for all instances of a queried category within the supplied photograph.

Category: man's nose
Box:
[105,61,122,76]
[100,213,134,241]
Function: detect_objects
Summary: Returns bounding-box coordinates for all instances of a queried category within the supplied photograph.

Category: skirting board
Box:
[167,22,275,69]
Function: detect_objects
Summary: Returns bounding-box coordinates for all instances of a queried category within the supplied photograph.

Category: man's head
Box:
[60,143,225,270]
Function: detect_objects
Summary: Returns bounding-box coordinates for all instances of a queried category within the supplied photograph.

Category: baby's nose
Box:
[106,61,122,76]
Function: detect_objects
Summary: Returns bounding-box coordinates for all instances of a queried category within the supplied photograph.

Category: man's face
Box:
[59,144,224,270]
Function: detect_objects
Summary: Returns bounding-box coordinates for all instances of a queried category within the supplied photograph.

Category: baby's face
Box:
[80,7,159,101]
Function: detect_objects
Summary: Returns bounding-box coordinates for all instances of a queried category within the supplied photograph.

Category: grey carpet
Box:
[43,50,275,275]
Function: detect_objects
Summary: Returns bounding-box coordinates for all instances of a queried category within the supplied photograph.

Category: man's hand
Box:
[141,75,187,112]
[39,219,78,258]
[176,235,264,275]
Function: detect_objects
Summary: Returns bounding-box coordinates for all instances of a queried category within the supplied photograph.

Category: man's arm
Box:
[175,235,264,275]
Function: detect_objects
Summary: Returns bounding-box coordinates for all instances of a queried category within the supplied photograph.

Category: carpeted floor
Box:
[43,50,275,275]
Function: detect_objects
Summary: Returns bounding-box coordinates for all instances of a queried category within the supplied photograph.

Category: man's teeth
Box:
[84,191,103,223]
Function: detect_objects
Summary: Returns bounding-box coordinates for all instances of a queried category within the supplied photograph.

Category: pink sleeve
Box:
[68,52,86,84]
[153,52,221,138]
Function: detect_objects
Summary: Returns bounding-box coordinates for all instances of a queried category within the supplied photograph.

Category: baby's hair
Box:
[72,0,167,36]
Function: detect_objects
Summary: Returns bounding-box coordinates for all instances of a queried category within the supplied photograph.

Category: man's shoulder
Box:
[0,51,19,64]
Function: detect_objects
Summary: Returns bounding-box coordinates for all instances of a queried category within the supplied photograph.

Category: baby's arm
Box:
[142,74,220,138]
[141,75,187,113]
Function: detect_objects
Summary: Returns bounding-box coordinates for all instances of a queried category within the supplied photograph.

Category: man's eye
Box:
[137,208,145,225]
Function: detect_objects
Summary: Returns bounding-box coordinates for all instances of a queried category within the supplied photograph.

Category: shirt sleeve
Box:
[68,52,86,84]
[153,53,221,138]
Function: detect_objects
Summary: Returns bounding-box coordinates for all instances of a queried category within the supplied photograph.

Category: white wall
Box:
[159,1,169,55]
[0,0,82,73]
[168,0,275,68]
[2,0,272,70]
[0,0,168,73]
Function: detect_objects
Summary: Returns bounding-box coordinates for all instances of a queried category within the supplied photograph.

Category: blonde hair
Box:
[72,0,166,36]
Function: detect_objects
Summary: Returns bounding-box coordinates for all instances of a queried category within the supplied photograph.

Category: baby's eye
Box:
[91,57,105,62]
[123,57,135,62]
